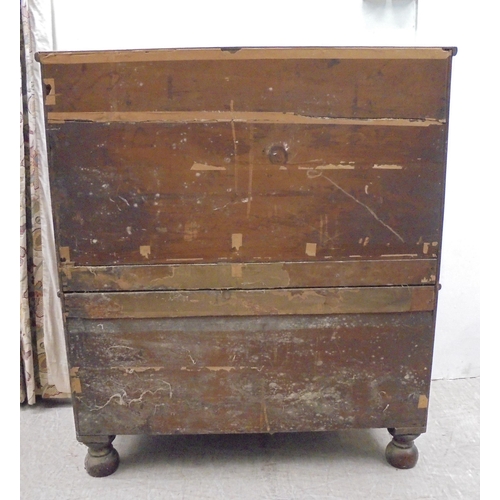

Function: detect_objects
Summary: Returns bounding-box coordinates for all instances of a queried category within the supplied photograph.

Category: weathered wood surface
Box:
[48,121,446,267]
[62,259,437,292]
[68,313,434,435]
[64,286,435,319]
[37,48,454,454]
[39,47,452,120]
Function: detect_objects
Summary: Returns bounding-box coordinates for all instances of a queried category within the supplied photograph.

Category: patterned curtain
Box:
[20,0,70,404]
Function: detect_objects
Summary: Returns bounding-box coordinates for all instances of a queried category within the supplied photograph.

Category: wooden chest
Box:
[38,47,455,476]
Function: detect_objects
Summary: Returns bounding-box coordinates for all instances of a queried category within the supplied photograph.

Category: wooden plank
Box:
[40,51,452,120]
[37,47,454,64]
[68,312,434,435]
[66,313,433,368]
[48,121,446,266]
[61,259,437,292]
[64,286,435,319]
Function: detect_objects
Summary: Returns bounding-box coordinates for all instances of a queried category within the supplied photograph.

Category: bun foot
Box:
[385,428,420,469]
[79,435,120,477]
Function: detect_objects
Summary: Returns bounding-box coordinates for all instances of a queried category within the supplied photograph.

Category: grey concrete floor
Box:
[20,378,479,499]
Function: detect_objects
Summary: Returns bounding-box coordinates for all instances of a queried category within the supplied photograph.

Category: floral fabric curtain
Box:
[20,0,70,404]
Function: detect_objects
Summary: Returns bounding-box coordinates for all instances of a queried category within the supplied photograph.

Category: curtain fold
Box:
[20,0,70,404]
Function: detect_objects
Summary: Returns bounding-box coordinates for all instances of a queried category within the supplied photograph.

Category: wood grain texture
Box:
[47,112,445,126]
[67,313,434,435]
[38,48,454,457]
[48,121,446,267]
[37,47,454,64]
[61,259,437,292]
[64,286,435,319]
[40,49,452,119]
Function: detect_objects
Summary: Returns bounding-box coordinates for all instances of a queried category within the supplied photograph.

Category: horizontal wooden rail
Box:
[61,259,437,292]
[64,285,435,319]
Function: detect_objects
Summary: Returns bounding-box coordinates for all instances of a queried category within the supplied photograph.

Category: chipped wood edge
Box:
[46,111,446,126]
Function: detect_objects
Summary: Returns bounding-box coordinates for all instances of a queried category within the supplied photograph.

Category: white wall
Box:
[49,0,487,380]
[415,2,483,380]
[51,1,420,50]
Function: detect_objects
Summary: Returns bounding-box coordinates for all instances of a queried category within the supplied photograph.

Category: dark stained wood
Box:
[39,47,452,120]
[64,286,435,319]
[38,46,455,474]
[48,121,446,266]
[385,429,421,469]
[67,313,434,436]
[61,259,437,292]
[78,435,119,478]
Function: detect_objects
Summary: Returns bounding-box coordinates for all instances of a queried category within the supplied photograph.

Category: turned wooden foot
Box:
[385,428,420,469]
[78,435,120,477]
